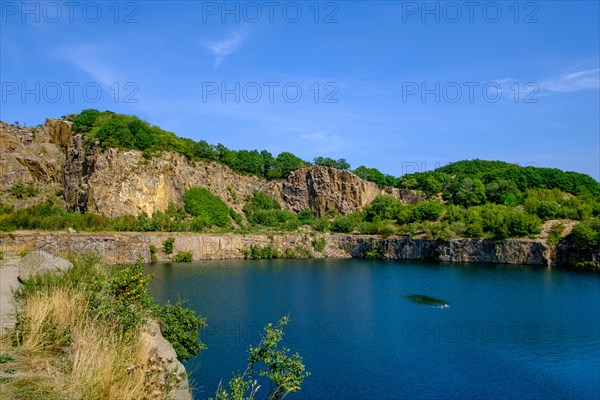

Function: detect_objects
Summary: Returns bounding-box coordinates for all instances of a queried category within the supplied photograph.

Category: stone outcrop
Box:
[142,320,192,400]
[0,121,66,209]
[18,250,74,281]
[332,236,551,265]
[1,119,416,218]
[284,167,381,216]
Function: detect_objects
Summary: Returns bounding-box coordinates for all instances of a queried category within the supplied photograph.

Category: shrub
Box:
[9,182,38,199]
[154,301,207,360]
[547,223,565,246]
[312,237,326,252]
[149,245,157,263]
[163,237,175,254]
[414,201,445,221]
[311,217,330,232]
[571,220,600,250]
[174,251,193,262]
[243,191,297,227]
[184,188,231,227]
[210,315,309,400]
[506,211,541,237]
[331,216,355,233]
[366,195,402,221]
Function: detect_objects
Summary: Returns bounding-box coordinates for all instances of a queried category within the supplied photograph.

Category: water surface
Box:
[145,259,600,400]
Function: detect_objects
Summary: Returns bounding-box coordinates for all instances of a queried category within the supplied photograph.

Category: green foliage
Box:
[0,354,16,364]
[414,201,445,221]
[454,178,486,207]
[574,261,596,269]
[174,251,193,262]
[243,191,297,227]
[312,237,326,252]
[311,216,330,232]
[154,301,207,360]
[184,188,231,227]
[547,223,565,246]
[269,152,310,179]
[163,237,175,254]
[87,262,156,334]
[366,195,402,221]
[211,315,309,400]
[331,215,356,233]
[9,182,38,199]
[313,156,350,170]
[149,245,158,263]
[70,109,312,180]
[12,253,206,362]
[570,220,600,250]
[353,166,398,187]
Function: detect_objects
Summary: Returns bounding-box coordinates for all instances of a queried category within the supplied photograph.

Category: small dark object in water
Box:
[406,294,449,307]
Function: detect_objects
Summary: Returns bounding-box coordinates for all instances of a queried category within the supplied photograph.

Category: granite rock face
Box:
[0,121,66,210]
[1,119,416,218]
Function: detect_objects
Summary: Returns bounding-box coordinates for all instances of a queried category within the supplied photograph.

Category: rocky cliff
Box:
[1,119,413,217]
[1,232,597,268]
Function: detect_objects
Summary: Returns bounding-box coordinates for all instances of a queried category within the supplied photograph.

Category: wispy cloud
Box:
[299,130,342,152]
[540,68,600,93]
[200,28,250,69]
[56,44,122,88]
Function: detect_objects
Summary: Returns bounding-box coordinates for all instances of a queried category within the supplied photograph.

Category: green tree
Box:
[211,315,309,400]
[454,178,486,207]
[183,188,231,227]
[570,220,600,250]
[270,152,309,179]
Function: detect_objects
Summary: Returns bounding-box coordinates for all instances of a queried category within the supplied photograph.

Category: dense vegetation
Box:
[70,109,310,179]
[1,254,205,399]
[1,254,308,399]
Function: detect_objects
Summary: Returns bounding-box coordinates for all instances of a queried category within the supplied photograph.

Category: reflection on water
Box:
[145,259,600,400]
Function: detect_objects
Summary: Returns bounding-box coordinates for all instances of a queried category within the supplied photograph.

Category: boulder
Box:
[142,319,192,400]
[18,250,73,281]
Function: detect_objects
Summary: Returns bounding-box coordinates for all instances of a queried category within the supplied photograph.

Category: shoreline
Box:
[1,231,597,269]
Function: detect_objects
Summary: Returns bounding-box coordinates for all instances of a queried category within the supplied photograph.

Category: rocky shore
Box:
[1,231,597,268]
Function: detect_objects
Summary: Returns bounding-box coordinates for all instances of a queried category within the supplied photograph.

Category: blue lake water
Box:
[145,259,600,400]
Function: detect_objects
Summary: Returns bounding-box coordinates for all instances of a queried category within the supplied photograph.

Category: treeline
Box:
[68,111,600,201]
[70,109,310,179]
[318,187,599,243]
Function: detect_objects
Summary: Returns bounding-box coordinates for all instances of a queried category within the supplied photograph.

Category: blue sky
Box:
[1,1,599,179]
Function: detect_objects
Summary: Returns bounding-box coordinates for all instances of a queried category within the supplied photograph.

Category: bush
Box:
[184,188,231,227]
[163,237,175,254]
[174,251,193,262]
[506,211,541,237]
[366,195,402,221]
[414,201,445,221]
[154,301,207,360]
[312,237,326,252]
[149,245,158,263]
[9,183,38,199]
[311,217,330,232]
[210,315,309,400]
[331,216,355,233]
[243,191,297,227]
[547,223,565,246]
[571,220,600,250]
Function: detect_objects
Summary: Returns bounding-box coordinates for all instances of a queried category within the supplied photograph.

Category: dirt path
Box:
[0,256,20,335]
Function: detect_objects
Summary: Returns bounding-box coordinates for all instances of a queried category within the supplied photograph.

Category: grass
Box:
[1,253,202,400]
